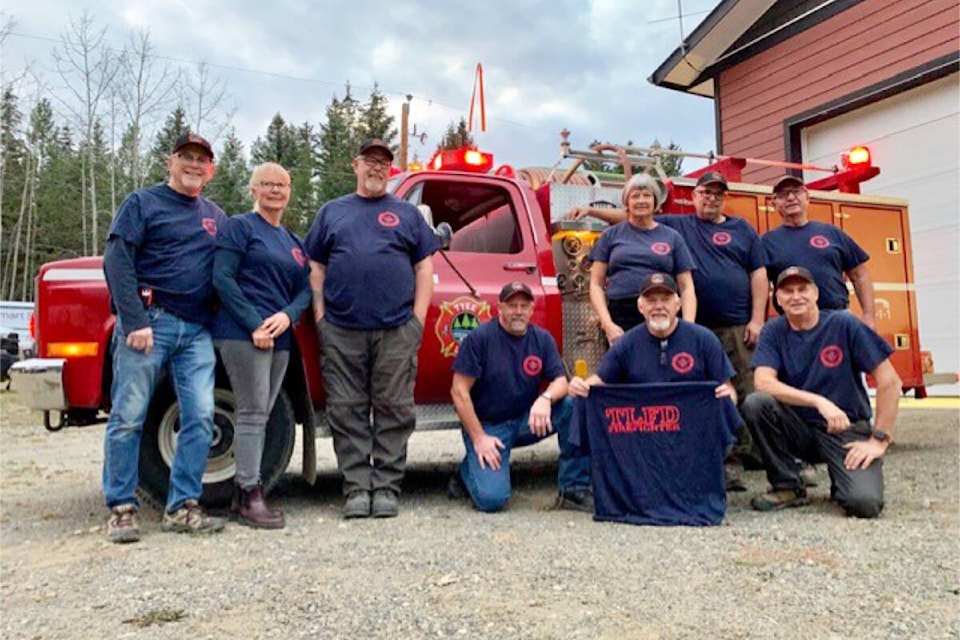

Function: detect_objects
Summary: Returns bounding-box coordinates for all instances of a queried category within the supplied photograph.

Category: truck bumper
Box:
[9,358,67,411]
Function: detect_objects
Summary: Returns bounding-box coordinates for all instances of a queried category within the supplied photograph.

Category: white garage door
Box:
[801,73,959,396]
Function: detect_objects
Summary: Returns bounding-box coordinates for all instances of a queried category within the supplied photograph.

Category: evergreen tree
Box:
[144,105,189,184]
[250,113,298,165]
[438,117,474,151]
[317,84,360,203]
[358,83,397,149]
[284,123,319,236]
[205,128,250,215]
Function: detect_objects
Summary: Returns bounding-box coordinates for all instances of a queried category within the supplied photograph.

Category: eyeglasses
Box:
[695,189,726,200]
[360,156,392,169]
[176,152,212,165]
[257,181,290,191]
[774,188,806,200]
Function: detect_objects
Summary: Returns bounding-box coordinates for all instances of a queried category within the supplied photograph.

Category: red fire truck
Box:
[11,136,950,507]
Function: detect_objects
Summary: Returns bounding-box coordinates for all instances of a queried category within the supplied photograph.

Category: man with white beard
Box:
[570,273,736,402]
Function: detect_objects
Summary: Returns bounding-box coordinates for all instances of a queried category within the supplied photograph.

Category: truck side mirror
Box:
[435,222,453,251]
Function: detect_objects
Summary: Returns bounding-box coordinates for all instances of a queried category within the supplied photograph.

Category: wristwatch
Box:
[871,429,892,445]
[539,391,553,402]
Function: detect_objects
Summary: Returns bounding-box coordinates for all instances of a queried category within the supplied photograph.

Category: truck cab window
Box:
[403,180,522,254]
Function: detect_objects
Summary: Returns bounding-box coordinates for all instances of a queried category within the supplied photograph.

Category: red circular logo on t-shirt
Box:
[820,345,844,368]
[378,211,400,228]
[201,218,217,236]
[671,352,695,374]
[522,355,543,376]
[291,248,307,267]
[712,232,732,246]
[810,235,830,249]
[651,242,672,255]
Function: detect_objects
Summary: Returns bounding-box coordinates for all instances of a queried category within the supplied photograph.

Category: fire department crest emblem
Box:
[201,218,217,236]
[434,296,493,358]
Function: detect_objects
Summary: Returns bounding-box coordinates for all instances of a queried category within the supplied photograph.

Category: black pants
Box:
[742,392,884,518]
[607,297,644,333]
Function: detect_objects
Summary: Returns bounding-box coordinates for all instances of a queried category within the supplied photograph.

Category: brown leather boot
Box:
[233,483,282,519]
[237,484,285,529]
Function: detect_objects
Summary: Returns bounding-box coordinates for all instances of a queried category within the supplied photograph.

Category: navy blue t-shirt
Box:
[596,320,736,385]
[659,214,764,328]
[570,383,740,526]
[304,193,439,330]
[751,310,893,426]
[589,222,696,300]
[107,183,227,325]
[762,221,869,311]
[453,320,566,425]
[212,212,311,350]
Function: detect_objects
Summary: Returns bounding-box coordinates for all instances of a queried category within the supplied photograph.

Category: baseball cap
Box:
[499,281,534,302]
[640,273,679,296]
[171,133,214,159]
[695,172,728,190]
[775,266,816,289]
[358,139,394,161]
[772,174,805,193]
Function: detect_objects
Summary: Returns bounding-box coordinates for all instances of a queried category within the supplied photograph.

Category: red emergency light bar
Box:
[842,145,871,169]
[428,147,494,173]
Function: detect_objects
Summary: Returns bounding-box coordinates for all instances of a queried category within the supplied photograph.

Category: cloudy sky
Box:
[1,0,720,171]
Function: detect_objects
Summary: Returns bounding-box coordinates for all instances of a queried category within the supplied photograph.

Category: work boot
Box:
[161,500,226,534]
[231,483,282,521]
[371,489,399,518]
[556,487,594,513]
[799,462,819,488]
[237,484,285,530]
[106,504,140,543]
[725,465,748,492]
[751,487,809,512]
[446,472,467,500]
[343,490,371,519]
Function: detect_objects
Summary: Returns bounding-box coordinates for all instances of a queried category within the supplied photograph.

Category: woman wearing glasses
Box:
[583,173,696,344]
[212,162,311,529]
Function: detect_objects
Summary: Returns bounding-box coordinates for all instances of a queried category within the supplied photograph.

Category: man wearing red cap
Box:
[102,133,227,542]
[449,281,592,512]
[744,266,900,517]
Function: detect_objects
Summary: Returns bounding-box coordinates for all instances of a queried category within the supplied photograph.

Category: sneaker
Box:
[161,500,226,534]
[107,504,140,543]
[725,465,748,493]
[557,488,594,513]
[751,488,809,512]
[799,462,819,488]
[371,489,399,518]
[343,491,371,519]
[446,472,467,500]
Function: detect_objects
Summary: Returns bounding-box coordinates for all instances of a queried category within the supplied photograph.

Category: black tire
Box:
[139,380,296,509]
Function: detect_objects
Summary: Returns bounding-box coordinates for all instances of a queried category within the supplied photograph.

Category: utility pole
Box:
[400,94,412,170]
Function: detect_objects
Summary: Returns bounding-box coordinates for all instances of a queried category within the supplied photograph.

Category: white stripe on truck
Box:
[43,268,105,282]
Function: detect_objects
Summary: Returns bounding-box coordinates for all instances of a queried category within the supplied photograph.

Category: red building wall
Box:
[717,0,958,184]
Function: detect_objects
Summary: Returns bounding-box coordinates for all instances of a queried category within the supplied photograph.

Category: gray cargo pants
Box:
[319,316,422,495]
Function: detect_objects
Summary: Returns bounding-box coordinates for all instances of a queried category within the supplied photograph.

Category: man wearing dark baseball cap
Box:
[100,130,227,542]
[762,173,876,328]
[743,263,900,517]
[304,133,437,519]
[449,280,593,513]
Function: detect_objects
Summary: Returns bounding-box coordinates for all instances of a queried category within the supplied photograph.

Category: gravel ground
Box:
[1,389,958,640]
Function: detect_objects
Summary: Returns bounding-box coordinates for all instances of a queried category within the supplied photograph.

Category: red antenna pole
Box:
[467,62,486,133]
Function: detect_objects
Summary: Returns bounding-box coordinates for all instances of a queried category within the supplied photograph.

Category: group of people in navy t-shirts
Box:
[99,133,900,544]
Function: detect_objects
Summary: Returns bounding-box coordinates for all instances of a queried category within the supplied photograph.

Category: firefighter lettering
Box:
[604,405,681,433]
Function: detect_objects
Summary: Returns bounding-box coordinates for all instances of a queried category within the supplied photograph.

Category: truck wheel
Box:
[138,381,296,509]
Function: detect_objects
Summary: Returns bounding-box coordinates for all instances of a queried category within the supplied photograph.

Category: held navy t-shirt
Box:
[304,193,439,330]
[762,221,869,311]
[589,222,696,300]
[751,310,893,426]
[107,183,227,326]
[453,320,565,425]
[596,320,736,386]
[212,212,311,350]
[659,214,764,328]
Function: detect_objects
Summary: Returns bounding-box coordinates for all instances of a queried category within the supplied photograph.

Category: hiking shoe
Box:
[107,504,140,543]
[751,488,809,512]
[725,465,748,493]
[557,488,594,513]
[446,472,467,500]
[799,462,819,488]
[371,489,399,518]
[343,491,371,519]
[161,500,226,534]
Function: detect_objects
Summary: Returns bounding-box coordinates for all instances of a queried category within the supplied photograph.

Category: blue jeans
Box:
[102,307,216,512]
[459,397,590,512]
